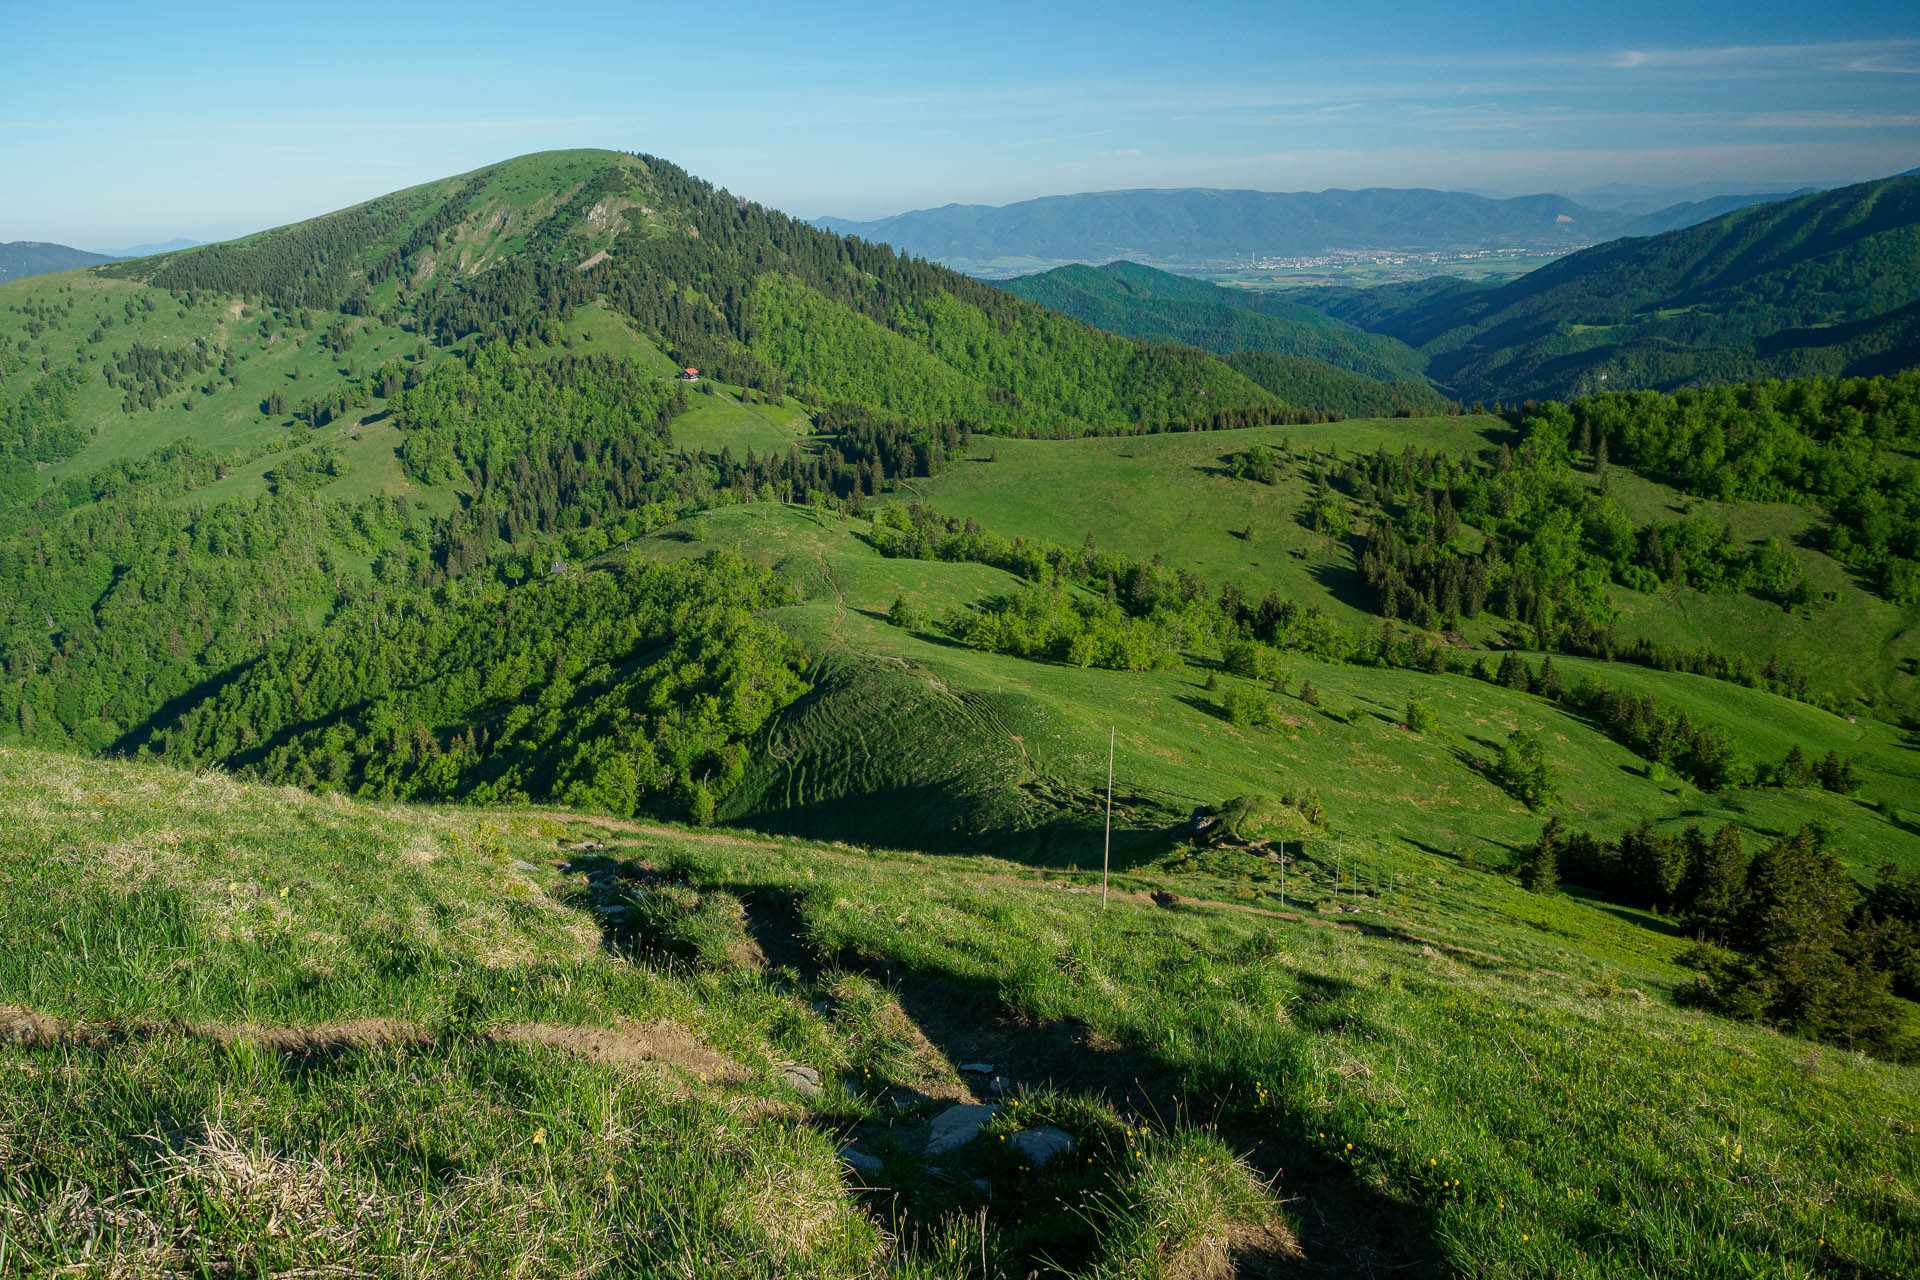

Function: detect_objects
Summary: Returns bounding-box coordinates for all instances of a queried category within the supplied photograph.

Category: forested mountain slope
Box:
[87,149,1276,440]
[1289,175,1920,403]
[999,260,1448,417]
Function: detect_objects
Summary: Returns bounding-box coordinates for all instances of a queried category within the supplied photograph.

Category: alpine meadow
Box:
[4,42,1920,1278]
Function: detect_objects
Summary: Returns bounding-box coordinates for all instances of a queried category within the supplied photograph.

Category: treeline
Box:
[1225,351,1452,419]
[1518,372,1920,602]
[1237,429,1820,704]
[1340,427,1808,644]
[1523,818,1918,1060]
[875,502,1416,674]
[148,553,807,823]
[1472,652,1850,792]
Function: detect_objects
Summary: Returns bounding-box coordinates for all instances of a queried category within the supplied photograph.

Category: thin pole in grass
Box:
[1102,724,1114,909]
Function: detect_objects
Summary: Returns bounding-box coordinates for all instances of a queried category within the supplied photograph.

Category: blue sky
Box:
[5,0,1917,247]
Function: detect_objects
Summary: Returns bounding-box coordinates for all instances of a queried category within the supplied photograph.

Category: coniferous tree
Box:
[1723,826,1901,1051]
[1779,744,1811,788]
[1619,819,1685,911]
[1534,656,1566,701]
[1680,823,1748,943]
[1523,816,1562,894]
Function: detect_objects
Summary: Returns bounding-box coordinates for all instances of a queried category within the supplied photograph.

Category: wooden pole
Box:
[1102,725,1114,908]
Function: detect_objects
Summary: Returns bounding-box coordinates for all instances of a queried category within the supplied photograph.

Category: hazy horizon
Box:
[5,0,1917,246]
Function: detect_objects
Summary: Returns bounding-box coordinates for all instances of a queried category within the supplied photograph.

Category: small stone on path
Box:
[781,1064,823,1097]
[838,1146,883,1174]
[1007,1126,1076,1168]
[926,1103,998,1154]
[959,1062,994,1075]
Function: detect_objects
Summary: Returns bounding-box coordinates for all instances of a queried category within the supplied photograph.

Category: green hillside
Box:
[1000,260,1447,416]
[1290,175,1920,403]
[3,152,1919,1277]
[5,743,1917,1277]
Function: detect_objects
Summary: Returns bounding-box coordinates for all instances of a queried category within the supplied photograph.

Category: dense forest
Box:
[998,260,1442,409]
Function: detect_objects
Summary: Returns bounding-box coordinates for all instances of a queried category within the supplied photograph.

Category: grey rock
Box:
[782,1064,823,1097]
[838,1146,883,1174]
[926,1103,999,1155]
[958,1062,995,1075]
[511,859,539,872]
[1007,1126,1076,1168]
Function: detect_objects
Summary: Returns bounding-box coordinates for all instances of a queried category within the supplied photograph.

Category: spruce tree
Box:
[1681,823,1748,943]
[1523,816,1562,894]
[1731,826,1899,1050]
[1619,819,1685,911]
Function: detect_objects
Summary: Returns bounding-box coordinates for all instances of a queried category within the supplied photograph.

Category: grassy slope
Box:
[907,419,1920,715]
[624,502,1920,879]
[3,744,1914,1278]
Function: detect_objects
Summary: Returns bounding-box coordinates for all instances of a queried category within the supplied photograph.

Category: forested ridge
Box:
[997,260,1443,414]
[1287,174,1920,403]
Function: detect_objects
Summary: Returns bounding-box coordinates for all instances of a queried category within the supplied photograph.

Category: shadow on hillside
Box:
[112,654,264,754]
[734,782,1186,872]
[554,844,1450,1277]
[1594,903,1690,939]
[1305,561,1374,616]
[729,868,1447,1277]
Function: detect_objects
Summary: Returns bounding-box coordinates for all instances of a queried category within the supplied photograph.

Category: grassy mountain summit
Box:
[1290,173,1920,403]
[94,149,1277,440]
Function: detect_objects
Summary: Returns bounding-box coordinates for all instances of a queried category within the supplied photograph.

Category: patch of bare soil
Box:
[1180,1220,1303,1280]
[577,249,611,271]
[501,1019,746,1083]
[4,1005,747,1088]
[0,1005,86,1048]
[212,1018,428,1056]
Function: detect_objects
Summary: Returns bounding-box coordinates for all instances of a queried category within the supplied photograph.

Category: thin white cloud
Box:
[1840,53,1920,75]
[1744,112,1920,129]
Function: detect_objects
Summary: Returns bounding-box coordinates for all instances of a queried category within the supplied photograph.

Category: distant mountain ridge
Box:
[818,186,1807,273]
[1285,174,1920,403]
[95,237,201,259]
[0,241,115,285]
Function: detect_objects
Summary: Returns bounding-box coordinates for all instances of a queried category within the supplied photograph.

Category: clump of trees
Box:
[1520,372,1920,604]
[1521,818,1916,1060]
